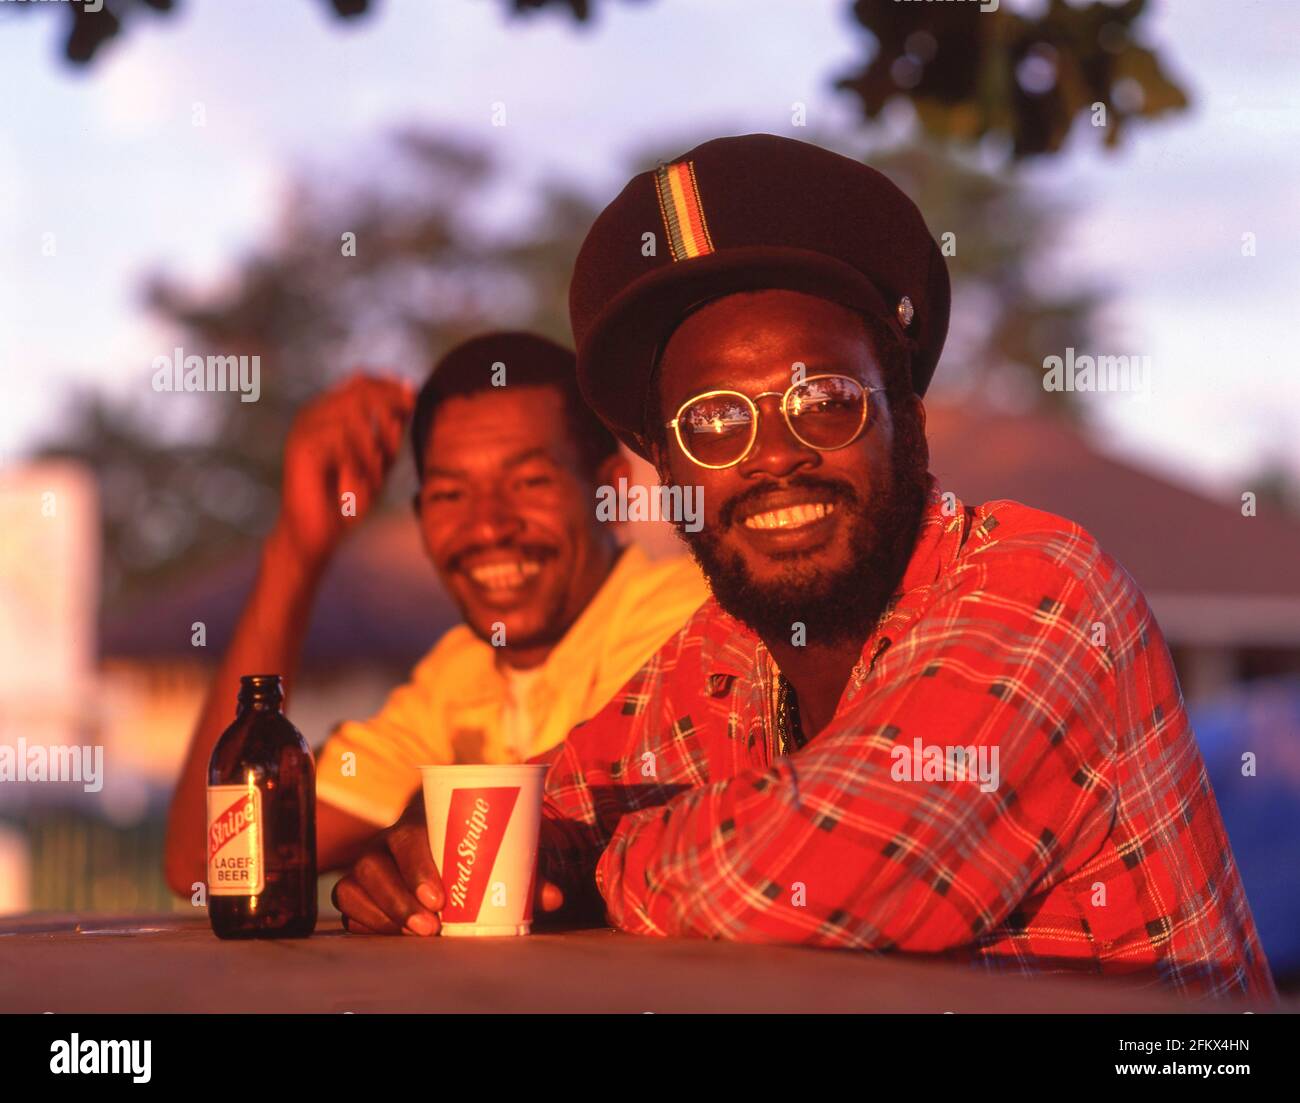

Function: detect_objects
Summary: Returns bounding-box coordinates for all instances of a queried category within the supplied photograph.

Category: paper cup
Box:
[419,764,549,937]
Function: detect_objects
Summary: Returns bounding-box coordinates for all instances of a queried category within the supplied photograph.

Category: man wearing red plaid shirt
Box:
[334,135,1274,1002]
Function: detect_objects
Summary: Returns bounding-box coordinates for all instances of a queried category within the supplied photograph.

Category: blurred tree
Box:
[838,0,1189,157]
[18,0,1188,161]
[38,128,1100,607]
[38,132,597,610]
[859,139,1103,414]
[1247,459,1300,517]
[19,0,369,66]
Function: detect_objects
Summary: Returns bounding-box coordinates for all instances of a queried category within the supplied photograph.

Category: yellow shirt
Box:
[314,546,710,827]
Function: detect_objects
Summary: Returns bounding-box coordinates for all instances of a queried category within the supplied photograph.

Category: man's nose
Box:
[464,486,524,544]
[737,394,818,480]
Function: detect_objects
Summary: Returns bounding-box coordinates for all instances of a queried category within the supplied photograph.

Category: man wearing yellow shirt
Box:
[313,519,705,827]
[163,332,708,895]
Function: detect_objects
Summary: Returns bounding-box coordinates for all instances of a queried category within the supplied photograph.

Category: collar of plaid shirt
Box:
[706,473,960,763]
[536,476,1277,1002]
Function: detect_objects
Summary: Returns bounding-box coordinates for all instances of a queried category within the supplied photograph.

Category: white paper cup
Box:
[419,764,549,937]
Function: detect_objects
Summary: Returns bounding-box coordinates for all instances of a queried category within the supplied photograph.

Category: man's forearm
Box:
[163,525,327,896]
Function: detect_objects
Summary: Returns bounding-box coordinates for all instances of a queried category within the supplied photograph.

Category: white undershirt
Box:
[500,664,546,761]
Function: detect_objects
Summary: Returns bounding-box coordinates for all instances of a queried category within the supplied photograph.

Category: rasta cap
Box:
[569,133,951,460]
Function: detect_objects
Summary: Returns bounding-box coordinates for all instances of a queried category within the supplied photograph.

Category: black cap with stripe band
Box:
[568,133,951,461]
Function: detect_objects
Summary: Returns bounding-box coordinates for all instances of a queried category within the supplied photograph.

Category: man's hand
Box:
[332,822,565,935]
[275,374,414,568]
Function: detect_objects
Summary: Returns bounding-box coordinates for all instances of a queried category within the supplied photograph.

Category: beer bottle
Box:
[206,674,317,939]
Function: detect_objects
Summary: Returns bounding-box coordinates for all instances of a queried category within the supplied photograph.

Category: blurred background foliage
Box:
[20,0,1189,163]
[839,0,1188,156]
[19,0,1195,605]
[38,130,1105,610]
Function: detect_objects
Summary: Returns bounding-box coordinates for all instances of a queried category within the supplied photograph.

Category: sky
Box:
[1,0,1298,500]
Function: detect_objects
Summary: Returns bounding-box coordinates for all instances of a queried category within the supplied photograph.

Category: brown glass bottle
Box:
[206,674,317,939]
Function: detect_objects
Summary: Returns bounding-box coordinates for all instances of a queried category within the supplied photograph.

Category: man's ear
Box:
[646,439,673,487]
[911,394,930,469]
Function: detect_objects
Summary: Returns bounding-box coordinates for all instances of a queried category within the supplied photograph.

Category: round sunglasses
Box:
[665,373,882,469]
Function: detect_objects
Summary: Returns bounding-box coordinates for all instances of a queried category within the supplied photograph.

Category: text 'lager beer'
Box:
[206,674,317,939]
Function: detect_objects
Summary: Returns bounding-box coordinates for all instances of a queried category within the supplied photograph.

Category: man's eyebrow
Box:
[423,446,557,481]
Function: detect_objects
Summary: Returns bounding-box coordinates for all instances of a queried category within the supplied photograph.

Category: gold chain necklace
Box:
[766,642,886,756]
[778,676,806,754]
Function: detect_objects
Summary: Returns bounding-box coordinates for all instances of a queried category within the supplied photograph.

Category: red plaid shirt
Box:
[535,478,1276,1001]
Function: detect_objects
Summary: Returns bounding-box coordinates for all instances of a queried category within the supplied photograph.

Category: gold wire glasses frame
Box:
[665,373,882,470]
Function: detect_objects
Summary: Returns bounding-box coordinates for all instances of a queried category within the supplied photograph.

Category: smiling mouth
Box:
[741,502,837,531]
[464,560,543,592]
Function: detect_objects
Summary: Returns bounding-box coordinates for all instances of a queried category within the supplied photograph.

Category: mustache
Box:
[717,474,860,530]
[446,541,558,574]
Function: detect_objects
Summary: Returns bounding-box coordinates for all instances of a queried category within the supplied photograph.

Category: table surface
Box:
[0,912,1280,1013]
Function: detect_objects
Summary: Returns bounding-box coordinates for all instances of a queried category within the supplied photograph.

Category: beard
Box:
[673,413,930,646]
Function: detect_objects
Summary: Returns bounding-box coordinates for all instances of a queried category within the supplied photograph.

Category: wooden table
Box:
[0,912,1268,1013]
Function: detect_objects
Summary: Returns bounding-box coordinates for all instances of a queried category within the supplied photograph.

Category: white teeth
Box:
[742,502,835,531]
[467,560,542,590]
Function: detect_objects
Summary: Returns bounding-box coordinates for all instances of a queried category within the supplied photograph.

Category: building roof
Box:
[925,405,1300,645]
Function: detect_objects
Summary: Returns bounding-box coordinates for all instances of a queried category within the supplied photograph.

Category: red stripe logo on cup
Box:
[441,787,520,922]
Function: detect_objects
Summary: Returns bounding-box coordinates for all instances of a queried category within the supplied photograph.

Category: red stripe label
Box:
[441,787,519,922]
[207,784,264,896]
[209,791,256,862]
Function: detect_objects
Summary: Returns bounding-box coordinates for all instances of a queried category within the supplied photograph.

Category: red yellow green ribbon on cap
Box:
[654,160,715,261]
